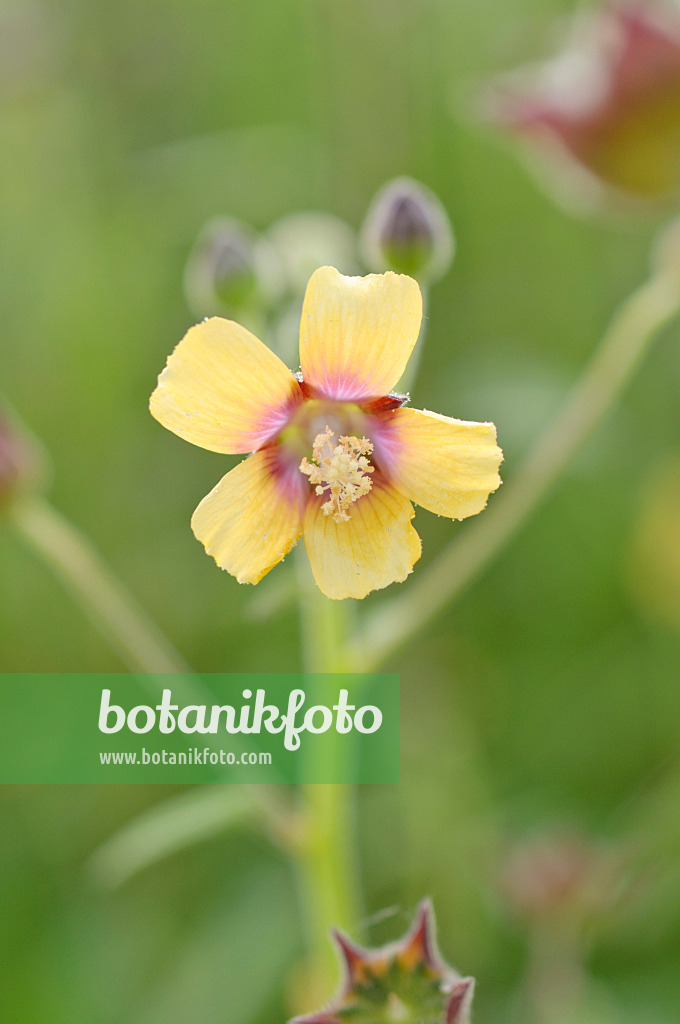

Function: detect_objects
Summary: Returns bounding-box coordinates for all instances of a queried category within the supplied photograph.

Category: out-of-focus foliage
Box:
[2,0,680,1021]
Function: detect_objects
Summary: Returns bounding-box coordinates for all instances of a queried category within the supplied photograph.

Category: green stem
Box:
[294,549,362,1000]
[9,496,191,674]
[352,267,680,672]
[397,286,430,396]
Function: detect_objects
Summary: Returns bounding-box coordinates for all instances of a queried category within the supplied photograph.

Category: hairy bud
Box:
[361,178,454,283]
[184,217,283,320]
[500,829,622,926]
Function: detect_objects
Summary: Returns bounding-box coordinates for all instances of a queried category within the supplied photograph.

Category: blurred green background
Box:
[3,0,680,1020]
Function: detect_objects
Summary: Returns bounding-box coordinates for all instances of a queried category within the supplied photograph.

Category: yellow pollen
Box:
[300,426,374,523]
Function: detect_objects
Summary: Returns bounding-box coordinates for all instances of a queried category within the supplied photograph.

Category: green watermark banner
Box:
[0,673,400,784]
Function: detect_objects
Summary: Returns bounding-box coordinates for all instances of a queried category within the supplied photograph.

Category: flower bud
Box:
[487,2,680,204]
[361,177,454,283]
[500,830,620,926]
[0,403,47,512]
[184,217,283,321]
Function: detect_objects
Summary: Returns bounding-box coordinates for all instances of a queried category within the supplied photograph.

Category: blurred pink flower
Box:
[490,2,680,202]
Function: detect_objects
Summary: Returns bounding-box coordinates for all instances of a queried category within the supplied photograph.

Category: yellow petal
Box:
[150,317,302,454]
[303,480,421,600]
[299,266,422,402]
[384,408,502,518]
[191,448,305,584]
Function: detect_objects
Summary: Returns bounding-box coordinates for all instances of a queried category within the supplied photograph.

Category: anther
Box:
[300,426,374,523]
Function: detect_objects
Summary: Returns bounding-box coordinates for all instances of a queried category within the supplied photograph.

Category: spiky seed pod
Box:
[291,900,475,1024]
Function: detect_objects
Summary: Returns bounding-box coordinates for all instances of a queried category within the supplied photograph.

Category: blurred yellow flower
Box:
[150,266,502,600]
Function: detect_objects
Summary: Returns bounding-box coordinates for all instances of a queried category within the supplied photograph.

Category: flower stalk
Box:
[396,286,430,397]
[295,549,363,1001]
[9,496,191,675]
[294,780,362,1003]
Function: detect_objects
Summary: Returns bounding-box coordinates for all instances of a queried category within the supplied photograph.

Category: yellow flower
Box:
[150,266,502,600]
